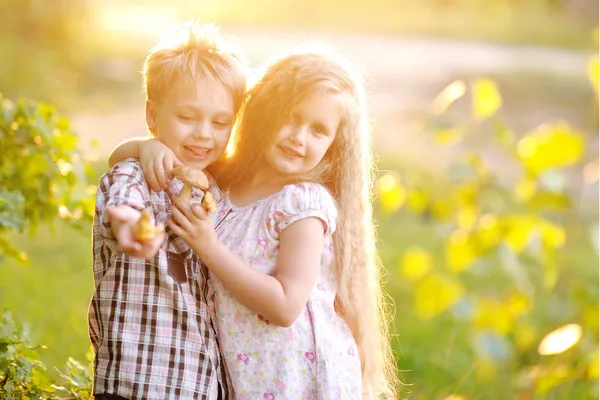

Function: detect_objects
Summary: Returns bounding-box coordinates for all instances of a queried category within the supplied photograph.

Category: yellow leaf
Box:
[432,199,454,222]
[399,247,431,281]
[582,306,599,331]
[472,78,502,120]
[446,229,477,272]
[538,220,566,248]
[506,291,531,318]
[414,273,463,319]
[515,177,537,202]
[588,56,599,93]
[503,216,537,254]
[538,324,582,356]
[588,351,599,379]
[517,122,585,175]
[433,80,466,114]
[434,128,461,145]
[514,322,537,350]
[406,188,428,214]
[475,299,513,335]
[456,206,478,230]
[377,173,406,214]
[476,213,502,251]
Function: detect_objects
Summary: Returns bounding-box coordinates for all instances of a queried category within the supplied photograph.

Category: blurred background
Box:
[0,0,598,399]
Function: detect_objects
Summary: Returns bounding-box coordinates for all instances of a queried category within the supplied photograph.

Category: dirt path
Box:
[72,30,594,176]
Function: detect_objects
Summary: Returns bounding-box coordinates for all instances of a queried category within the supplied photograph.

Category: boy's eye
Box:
[213,120,230,129]
[178,115,194,122]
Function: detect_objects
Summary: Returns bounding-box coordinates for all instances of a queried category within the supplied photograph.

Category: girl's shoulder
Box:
[269,182,338,234]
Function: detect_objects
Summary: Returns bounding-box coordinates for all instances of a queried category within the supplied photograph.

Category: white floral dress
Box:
[212,182,362,400]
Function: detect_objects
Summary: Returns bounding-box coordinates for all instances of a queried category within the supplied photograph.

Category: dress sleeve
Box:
[271,183,338,237]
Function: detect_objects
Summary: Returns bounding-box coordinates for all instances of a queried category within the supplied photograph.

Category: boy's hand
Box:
[107,206,165,259]
[168,196,216,256]
[139,139,183,192]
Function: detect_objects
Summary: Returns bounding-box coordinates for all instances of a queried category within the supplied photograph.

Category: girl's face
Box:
[146,76,234,170]
[262,90,345,179]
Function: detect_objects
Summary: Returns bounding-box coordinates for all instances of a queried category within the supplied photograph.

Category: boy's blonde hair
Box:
[221,45,399,399]
[142,20,248,117]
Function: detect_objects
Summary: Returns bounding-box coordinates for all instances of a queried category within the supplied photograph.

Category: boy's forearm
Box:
[108,137,150,167]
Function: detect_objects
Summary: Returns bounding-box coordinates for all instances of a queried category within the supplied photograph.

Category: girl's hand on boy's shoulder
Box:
[168,196,217,253]
[139,139,183,192]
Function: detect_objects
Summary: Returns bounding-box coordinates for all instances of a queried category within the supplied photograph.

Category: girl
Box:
[111,45,398,399]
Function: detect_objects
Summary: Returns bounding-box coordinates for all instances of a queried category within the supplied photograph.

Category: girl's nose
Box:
[290,125,307,145]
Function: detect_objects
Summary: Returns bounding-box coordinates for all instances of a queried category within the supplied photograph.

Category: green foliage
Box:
[0,311,93,399]
[0,94,96,265]
[378,58,598,397]
[0,94,96,397]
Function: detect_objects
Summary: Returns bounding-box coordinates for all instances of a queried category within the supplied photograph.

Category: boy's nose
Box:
[193,121,212,139]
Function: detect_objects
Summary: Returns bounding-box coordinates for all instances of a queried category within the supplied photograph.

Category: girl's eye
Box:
[312,125,327,136]
[290,113,300,125]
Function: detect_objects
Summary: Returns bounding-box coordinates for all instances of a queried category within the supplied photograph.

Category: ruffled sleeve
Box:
[269,183,337,237]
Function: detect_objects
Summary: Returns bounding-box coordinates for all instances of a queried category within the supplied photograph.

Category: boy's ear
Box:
[145,99,158,137]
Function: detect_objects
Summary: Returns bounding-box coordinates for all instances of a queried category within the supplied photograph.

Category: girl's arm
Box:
[168,199,323,327]
[109,137,182,192]
[108,137,147,168]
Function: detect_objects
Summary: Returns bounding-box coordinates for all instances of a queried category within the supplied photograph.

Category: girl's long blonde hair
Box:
[217,45,399,399]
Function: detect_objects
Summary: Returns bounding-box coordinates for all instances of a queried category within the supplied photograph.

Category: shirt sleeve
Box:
[271,183,338,237]
[95,160,149,241]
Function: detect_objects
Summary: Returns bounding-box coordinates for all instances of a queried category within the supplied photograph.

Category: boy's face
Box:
[146,76,234,170]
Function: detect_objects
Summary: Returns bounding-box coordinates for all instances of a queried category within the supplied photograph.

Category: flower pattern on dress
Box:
[275,379,287,391]
[234,311,247,324]
[212,183,362,399]
[304,351,316,363]
[236,353,250,365]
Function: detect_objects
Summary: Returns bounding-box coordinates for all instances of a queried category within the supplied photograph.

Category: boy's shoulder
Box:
[98,158,146,183]
[102,158,143,176]
[96,158,151,194]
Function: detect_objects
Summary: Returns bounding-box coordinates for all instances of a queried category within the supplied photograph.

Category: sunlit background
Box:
[1,0,598,398]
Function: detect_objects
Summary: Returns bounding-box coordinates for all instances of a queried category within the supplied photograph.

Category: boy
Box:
[88,20,247,400]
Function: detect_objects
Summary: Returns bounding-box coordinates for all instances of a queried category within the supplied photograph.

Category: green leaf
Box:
[31,366,55,392]
[472,78,502,120]
[0,190,26,231]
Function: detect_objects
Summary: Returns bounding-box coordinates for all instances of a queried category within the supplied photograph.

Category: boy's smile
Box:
[146,75,234,170]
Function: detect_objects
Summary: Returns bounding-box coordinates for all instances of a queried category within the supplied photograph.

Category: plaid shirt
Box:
[88,159,228,400]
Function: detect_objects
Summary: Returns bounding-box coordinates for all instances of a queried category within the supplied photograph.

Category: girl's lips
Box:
[279,145,303,158]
